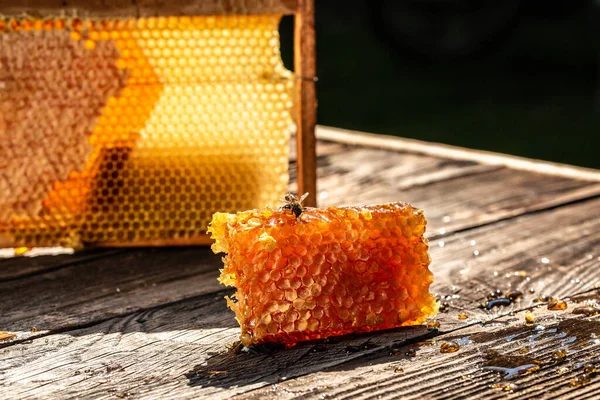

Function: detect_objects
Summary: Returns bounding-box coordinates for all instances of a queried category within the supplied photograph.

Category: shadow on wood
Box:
[184,325,435,390]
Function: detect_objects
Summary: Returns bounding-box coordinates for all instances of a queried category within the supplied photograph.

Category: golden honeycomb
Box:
[0,15,294,248]
[209,202,438,347]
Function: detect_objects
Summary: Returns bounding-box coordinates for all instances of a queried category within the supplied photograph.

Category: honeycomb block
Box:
[0,15,293,248]
[209,202,438,347]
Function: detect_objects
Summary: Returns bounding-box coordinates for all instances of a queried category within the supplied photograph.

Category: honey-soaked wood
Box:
[421,196,600,331]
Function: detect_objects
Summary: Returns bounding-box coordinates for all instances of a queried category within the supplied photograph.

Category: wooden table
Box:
[2,126,600,399]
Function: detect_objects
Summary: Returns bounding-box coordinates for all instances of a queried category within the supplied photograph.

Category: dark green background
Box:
[280,1,600,168]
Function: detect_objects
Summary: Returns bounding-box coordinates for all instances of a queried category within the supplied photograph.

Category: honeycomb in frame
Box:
[0,15,294,248]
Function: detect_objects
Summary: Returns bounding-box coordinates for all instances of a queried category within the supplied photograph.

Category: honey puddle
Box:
[472,318,600,388]
[482,350,542,379]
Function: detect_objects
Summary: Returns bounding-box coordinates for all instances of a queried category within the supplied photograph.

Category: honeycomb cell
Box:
[0,15,293,248]
[209,202,438,347]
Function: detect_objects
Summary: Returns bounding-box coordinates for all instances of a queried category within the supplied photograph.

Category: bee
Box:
[280,192,309,219]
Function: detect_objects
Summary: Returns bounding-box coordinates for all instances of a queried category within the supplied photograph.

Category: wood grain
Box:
[95,234,214,248]
[317,126,600,182]
[0,0,299,18]
[0,249,124,282]
[238,308,600,400]
[306,146,600,236]
[0,290,429,400]
[0,247,222,335]
[2,153,599,335]
[425,196,600,329]
[288,145,498,193]
[2,284,597,399]
[2,133,600,399]
[2,198,599,399]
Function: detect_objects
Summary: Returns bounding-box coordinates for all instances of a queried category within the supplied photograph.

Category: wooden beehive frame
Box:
[0,0,317,247]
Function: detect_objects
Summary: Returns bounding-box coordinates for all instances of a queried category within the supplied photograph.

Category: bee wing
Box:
[281,193,295,202]
[299,192,309,203]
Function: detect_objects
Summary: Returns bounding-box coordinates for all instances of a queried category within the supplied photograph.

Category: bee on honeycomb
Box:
[280,192,309,219]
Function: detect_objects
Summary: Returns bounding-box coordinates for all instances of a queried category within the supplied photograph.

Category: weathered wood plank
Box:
[2,198,599,399]
[419,195,600,331]
[2,179,597,338]
[2,130,600,400]
[306,148,600,236]
[429,196,600,297]
[2,288,597,399]
[317,126,600,183]
[0,290,429,400]
[0,247,222,335]
[238,308,600,400]
[1,161,599,337]
[288,145,497,196]
[0,249,124,282]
